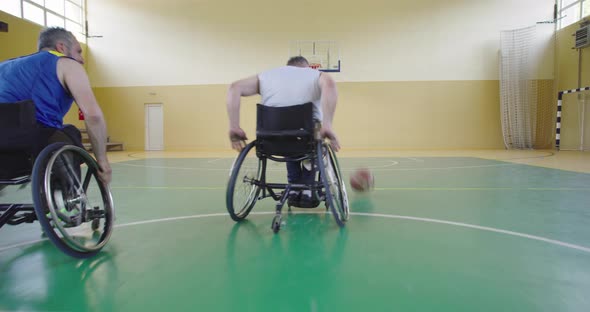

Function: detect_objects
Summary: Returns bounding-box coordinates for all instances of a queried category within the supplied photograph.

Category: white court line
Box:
[0,238,48,253]
[340,160,399,171]
[112,186,223,190]
[118,152,561,173]
[373,187,590,191]
[116,213,228,227]
[115,159,521,172]
[206,158,226,163]
[115,160,402,171]
[352,212,590,253]
[113,163,230,171]
[116,162,286,172]
[109,186,590,191]
[376,163,517,171]
[503,151,555,161]
[1,212,589,254]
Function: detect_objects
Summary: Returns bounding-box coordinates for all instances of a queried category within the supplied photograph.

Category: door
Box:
[145,104,164,151]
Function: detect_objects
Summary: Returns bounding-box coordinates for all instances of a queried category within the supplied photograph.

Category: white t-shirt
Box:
[258,66,322,121]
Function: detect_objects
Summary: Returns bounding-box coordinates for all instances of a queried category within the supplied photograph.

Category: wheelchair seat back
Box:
[256,103,316,158]
[0,100,38,180]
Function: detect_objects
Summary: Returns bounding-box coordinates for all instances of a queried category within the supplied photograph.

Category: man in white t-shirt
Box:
[226,56,340,207]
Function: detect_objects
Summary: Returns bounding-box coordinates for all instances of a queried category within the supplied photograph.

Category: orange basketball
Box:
[349,168,374,192]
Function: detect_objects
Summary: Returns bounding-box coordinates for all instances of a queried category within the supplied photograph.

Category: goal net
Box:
[500,24,555,149]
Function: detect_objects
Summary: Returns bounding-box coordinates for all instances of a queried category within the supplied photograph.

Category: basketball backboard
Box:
[289,40,341,72]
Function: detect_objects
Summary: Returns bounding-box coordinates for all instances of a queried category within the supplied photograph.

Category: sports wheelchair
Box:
[0,100,114,258]
[226,103,349,233]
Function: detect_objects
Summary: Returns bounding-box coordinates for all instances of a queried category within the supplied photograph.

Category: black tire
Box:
[317,141,349,227]
[271,215,281,233]
[226,141,263,221]
[32,143,114,258]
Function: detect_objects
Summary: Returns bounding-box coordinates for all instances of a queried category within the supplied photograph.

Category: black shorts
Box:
[39,124,83,150]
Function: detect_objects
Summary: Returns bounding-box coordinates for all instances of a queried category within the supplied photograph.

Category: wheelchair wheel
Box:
[32,143,114,258]
[317,141,349,227]
[226,141,263,221]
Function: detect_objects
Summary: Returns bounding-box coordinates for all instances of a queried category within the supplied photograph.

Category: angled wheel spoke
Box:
[32,143,114,258]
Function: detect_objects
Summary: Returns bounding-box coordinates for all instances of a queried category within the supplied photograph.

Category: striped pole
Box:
[555,87,590,151]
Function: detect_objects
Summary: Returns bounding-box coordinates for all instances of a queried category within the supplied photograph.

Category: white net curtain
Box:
[500,25,554,149]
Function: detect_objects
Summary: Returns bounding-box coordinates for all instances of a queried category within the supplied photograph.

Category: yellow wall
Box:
[94,80,504,150]
[85,0,554,151]
[555,18,590,150]
[5,0,559,151]
[87,0,554,86]
[0,10,86,127]
[0,11,39,61]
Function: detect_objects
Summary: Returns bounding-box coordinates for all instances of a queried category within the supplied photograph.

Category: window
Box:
[559,0,588,29]
[46,11,65,28]
[23,1,45,26]
[0,0,85,41]
[46,0,65,16]
[0,0,22,17]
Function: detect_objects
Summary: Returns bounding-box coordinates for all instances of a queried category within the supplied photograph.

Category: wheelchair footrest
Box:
[287,194,321,209]
[84,207,106,220]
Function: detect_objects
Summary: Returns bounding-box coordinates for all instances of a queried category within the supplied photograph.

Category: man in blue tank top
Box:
[226,56,340,207]
[0,27,111,184]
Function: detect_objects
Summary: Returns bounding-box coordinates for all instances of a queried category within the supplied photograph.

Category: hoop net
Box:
[309,63,321,70]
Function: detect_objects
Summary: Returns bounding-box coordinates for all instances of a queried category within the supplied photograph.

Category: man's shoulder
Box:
[261,66,318,77]
[56,57,88,85]
[260,66,289,75]
[1,52,45,65]
[56,57,84,72]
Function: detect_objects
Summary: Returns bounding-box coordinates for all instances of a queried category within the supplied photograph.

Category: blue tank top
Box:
[0,51,74,128]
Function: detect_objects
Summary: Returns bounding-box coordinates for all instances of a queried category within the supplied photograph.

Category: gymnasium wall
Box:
[0,11,39,61]
[555,18,590,150]
[88,1,553,150]
[0,10,87,128]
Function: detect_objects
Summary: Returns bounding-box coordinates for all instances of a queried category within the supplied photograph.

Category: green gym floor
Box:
[1,150,590,312]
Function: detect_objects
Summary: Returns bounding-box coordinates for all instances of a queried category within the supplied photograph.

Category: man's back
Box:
[0,51,74,128]
[258,66,322,121]
[227,56,339,152]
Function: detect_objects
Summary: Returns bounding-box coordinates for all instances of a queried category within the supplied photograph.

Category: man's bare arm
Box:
[226,75,259,151]
[318,73,340,151]
[59,58,112,184]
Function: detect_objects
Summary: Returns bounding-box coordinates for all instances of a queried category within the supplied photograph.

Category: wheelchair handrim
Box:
[318,142,348,225]
[227,142,262,219]
[43,145,113,252]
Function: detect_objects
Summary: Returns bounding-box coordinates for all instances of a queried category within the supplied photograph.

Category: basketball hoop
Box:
[309,63,321,70]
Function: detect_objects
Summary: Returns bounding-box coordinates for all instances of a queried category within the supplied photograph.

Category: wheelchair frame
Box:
[226,103,349,232]
[0,177,36,227]
[1,142,115,258]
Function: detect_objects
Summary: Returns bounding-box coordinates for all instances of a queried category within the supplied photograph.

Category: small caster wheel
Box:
[271,215,281,233]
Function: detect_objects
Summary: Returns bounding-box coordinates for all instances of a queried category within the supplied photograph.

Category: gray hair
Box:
[287,56,309,67]
[38,27,76,51]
